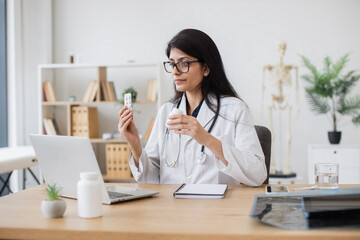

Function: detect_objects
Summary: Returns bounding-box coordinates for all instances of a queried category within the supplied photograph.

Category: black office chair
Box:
[255,125,272,184]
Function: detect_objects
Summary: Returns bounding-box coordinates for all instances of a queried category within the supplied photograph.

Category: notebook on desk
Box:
[173,184,228,199]
[29,134,159,204]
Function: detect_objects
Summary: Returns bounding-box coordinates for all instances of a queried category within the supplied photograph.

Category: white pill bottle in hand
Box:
[170,108,183,116]
[77,172,102,218]
[166,108,184,124]
[166,108,184,128]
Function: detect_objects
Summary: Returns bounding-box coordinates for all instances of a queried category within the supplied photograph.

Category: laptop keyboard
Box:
[108,191,133,199]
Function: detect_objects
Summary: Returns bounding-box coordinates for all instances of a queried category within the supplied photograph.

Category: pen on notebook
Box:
[292,186,317,191]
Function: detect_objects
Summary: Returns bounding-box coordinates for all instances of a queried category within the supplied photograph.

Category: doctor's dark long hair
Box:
[166,29,240,114]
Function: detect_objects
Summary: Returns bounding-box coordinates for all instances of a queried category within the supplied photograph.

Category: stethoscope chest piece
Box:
[164,95,219,168]
[197,152,207,164]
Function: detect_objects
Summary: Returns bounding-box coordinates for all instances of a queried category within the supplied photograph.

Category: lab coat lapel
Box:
[184,95,216,146]
[178,94,187,116]
[178,94,217,145]
[178,94,192,142]
[196,96,216,131]
[180,93,217,129]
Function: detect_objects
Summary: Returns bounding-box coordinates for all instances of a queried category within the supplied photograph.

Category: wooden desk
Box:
[0,184,359,240]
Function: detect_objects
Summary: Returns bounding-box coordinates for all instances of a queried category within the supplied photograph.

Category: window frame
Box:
[0,0,7,148]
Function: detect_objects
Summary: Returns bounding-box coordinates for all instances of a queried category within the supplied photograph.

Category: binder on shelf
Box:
[82,106,98,138]
[173,184,228,199]
[114,144,122,178]
[146,79,158,102]
[121,144,131,178]
[114,144,122,179]
[71,106,99,138]
[105,143,131,179]
[106,143,116,179]
[106,144,115,179]
[71,106,79,136]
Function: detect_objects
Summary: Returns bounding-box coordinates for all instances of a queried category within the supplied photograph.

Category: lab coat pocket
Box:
[218,134,232,145]
[192,150,217,183]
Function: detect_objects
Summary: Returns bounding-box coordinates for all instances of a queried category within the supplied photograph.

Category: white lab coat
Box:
[129,94,267,186]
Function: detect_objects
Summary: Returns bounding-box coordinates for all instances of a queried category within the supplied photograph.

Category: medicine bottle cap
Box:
[170,108,183,116]
[80,172,99,181]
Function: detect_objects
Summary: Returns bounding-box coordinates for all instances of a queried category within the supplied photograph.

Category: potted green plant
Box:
[41,184,66,218]
[120,87,137,103]
[300,54,360,144]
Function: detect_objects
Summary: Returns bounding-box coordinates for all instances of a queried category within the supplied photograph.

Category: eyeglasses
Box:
[163,60,201,73]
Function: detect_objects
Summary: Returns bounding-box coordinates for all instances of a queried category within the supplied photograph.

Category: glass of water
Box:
[315,163,339,189]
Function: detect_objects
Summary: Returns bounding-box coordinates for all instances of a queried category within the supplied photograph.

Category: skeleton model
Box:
[261,41,299,176]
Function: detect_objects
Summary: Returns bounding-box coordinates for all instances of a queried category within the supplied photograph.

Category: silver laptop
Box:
[29,134,159,204]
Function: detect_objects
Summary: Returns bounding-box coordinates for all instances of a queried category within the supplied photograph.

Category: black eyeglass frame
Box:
[163,60,201,73]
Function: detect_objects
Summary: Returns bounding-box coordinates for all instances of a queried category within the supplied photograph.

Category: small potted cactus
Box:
[41,184,66,218]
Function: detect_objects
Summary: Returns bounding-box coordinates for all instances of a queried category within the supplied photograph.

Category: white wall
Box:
[8,0,52,147]
[7,0,52,191]
[20,0,360,183]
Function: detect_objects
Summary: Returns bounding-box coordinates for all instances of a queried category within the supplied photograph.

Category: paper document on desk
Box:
[302,193,360,219]
[249,187,360,230]
[173,184,227,199]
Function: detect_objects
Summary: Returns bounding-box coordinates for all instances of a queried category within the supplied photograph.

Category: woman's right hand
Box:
[118,106,141,155]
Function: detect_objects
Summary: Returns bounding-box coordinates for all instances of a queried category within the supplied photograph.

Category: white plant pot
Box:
[41,199,66,218]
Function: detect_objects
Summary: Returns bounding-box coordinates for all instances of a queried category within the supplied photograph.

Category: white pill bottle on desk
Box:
[77,172,102,218]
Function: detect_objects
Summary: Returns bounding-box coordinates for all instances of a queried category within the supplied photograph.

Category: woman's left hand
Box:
[167,114,210,146]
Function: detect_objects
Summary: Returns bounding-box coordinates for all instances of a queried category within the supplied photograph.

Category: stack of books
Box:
[71,106,99,138]
[42,81,57,102]
[82,80,117,102]
[146,79,158,102]
[43,117,59,135]
[106,143,132,179]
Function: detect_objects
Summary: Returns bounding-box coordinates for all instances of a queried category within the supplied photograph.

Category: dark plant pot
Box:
[132,93,137,102]
[328,131,341,144]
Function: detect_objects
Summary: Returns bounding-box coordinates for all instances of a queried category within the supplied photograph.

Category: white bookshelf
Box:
[37,63,167,181]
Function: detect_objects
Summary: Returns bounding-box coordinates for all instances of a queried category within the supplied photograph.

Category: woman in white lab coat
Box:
[118,29,267,186]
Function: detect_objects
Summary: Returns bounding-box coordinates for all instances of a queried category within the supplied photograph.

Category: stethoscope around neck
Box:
[164,96,220,168]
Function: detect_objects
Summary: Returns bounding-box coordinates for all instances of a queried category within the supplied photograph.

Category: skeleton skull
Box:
[277,41,287,57]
